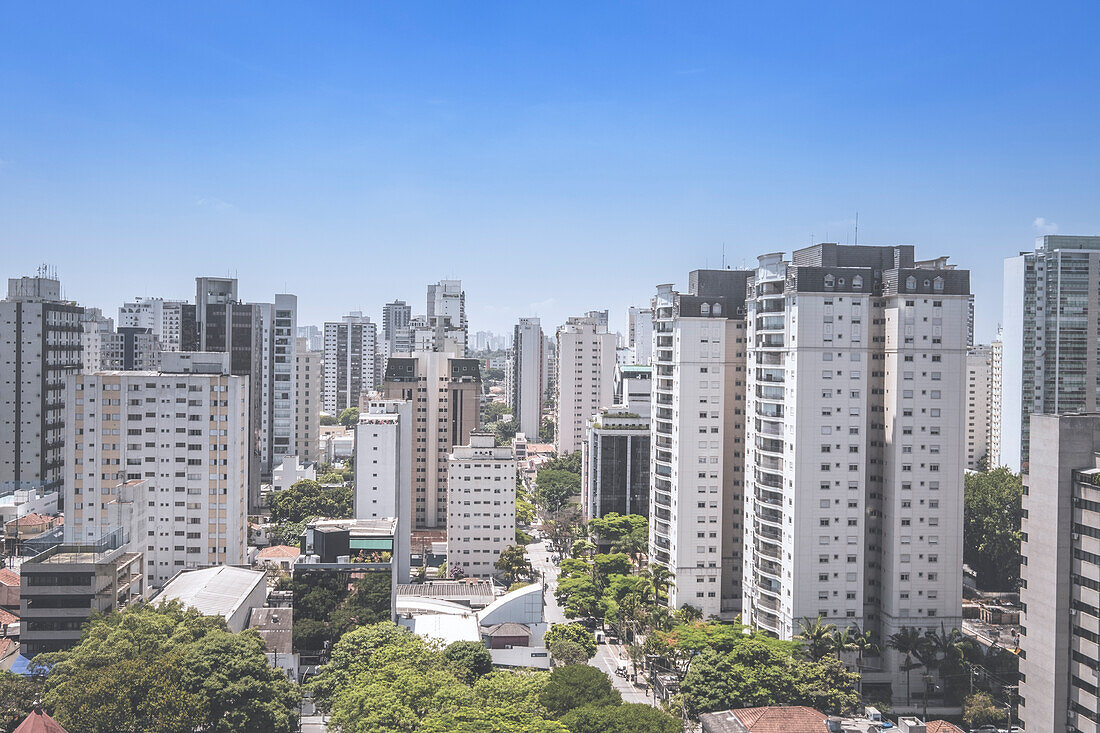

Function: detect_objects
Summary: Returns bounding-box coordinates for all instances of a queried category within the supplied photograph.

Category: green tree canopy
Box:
[560,703,681,733]
[444,641,494,682]
[0,673,40,733]
[964,467,1023,590]
[544,623,597,659]
[485,401,513,421]
[269,479,352,523]
[320,413,338,426]
[539,665,621,717]
[38,602,298,733]
[548,640,589,666]
[339,407,360,426]
[536,469,581,513]
[494,544,533,585]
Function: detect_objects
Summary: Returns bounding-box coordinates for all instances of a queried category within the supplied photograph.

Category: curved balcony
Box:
[756,335,785,349]
[755,593,780,613]
[755,505,783,527]
[756,368,785,384]
[756,315,785,332]
[755,540,781,561]
[755,522,781,543]
[756,577,782,598]
[755,608,781,634]
[756,436,784,455]
[654,464,671,478]
[755,488,782,508]
[754,419,782,437]
[757,298,785,313]
[756,403,784,419]
[656,449,671,464]
[756,559,783,581]
[755,453,783,472]
[756,385,785,401]
[755,469,782,489]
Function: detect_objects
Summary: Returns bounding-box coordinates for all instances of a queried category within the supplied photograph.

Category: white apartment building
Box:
[82,308,162,373]
[627,306,654,365]
[989,337,1002,467]
[355,400,413,583]
[63,358,248,589]
[428,280,467,331]
[965,344,1001,470]
[555,316,617,455]
[447,433,516,579]
[118,297,188,351]
[511,318,545,437]
[1,276,84,497]
[295,337,322,463]
[1002,235,1100,472]
[259,295,297,469]
[323,312,378,416]
[649,270,750,620]
[1018,413,1100,733]
[741,244,968,705]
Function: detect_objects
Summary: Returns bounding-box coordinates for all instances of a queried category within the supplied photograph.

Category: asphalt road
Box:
[526,537,656,706]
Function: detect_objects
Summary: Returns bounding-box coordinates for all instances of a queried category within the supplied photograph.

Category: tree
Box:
[543,504,585,558]
[495,544,533,585]
[640,564,673,607]
[484,367,506,382]
[539,417,555,443]
[797,616,836,662]
[677,641,859,717]
[848,626,878,696]
[544,623,597,659]
[539,665,621,717]
[320,413,338,426]
[964,467,1024,590]
[444,641,494,682]
[543,451,581,474]
[39,602,298,733]
[549,640,589,666]
[963,691,1008,728]
[560,703,681,733]
[339,407,360,426]
[888,626,925,707]
[485,402,513,421]
[516,497,537,526]
[419,709,567,733]
[536,469,581,513]
[830,626,856,660]
[269,479,352,523]
[0,673,40,733]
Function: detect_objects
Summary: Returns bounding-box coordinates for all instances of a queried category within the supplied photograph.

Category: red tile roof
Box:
[729,706,827,732]
[9,513,53,526]
[0,607,18,625]
[257,544,301,559]
[0,568,19,586]
[13,708,69,733]
[927,723,965,733]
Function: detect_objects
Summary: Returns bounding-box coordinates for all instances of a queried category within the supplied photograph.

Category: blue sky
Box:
[2,2,1098,340]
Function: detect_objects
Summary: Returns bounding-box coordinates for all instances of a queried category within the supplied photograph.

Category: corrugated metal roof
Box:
[156,566,265,620]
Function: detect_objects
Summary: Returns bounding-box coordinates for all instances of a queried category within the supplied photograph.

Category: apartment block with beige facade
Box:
[63,362,248,589]
[447,433,516,578]
[555,315,617,455]
[295,337,322,462]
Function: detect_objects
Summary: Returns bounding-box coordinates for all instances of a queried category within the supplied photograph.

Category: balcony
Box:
[756,316,785,332]
[756,369,785,384]
[755,436,784,454]
[755,541,781,560]
[756,403,784,419]
[755,505,783,527]
[755,469,782,489]
[755,523,781,543]
[758,299,785,313]
[756,385,784,401]
[756,335,785,349]
[755,488,782,508]
[755,453,783,472]
[755,609,781,633]
[754,419,782,437]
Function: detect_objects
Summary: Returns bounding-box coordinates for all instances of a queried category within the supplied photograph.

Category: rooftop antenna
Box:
[722,244,726,269]
[854,212,859,246]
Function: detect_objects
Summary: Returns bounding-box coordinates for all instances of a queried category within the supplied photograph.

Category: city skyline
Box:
[4,3,1100,339]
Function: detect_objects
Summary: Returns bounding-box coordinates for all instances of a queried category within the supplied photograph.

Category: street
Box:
[526,538,657,706]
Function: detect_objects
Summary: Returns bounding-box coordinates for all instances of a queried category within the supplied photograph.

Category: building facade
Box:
[295,337,322,463]
[649,270,750,619]
[511,317,545,437]
[0,276,84,498]
[1002,235,1100,472]
[382,350,482,529]
[627,306,654,365]
[965,344,999,470]
[383,300,412,356]
[555,315,617,455]
[63,364,249,589]
[740,244,968,704]
[118,297,187,352]
[1018,413,1100,733]
[354,400,413,583]
[323,312,378,416]
[447,433,516,579]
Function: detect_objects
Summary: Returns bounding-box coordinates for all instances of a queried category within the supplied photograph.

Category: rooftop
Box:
[257,544,302,560]
[248,607,293,654]
[156,566,266,620]
[0,568,19,586]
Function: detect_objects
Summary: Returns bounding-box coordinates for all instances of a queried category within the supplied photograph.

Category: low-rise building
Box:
[249,607,297,681]
[154,565,267,633]
[19,542,144,655]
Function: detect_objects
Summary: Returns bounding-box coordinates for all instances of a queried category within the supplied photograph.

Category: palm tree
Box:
[830,626,857,661]
[642,564,674,607]
[849,626,879,697]
[797,616,837,662]
[613,528,648,568]
[888,626,924,707]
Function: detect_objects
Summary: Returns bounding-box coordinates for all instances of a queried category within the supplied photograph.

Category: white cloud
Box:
[196,197,236,212]
[1033,217,1058,234]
